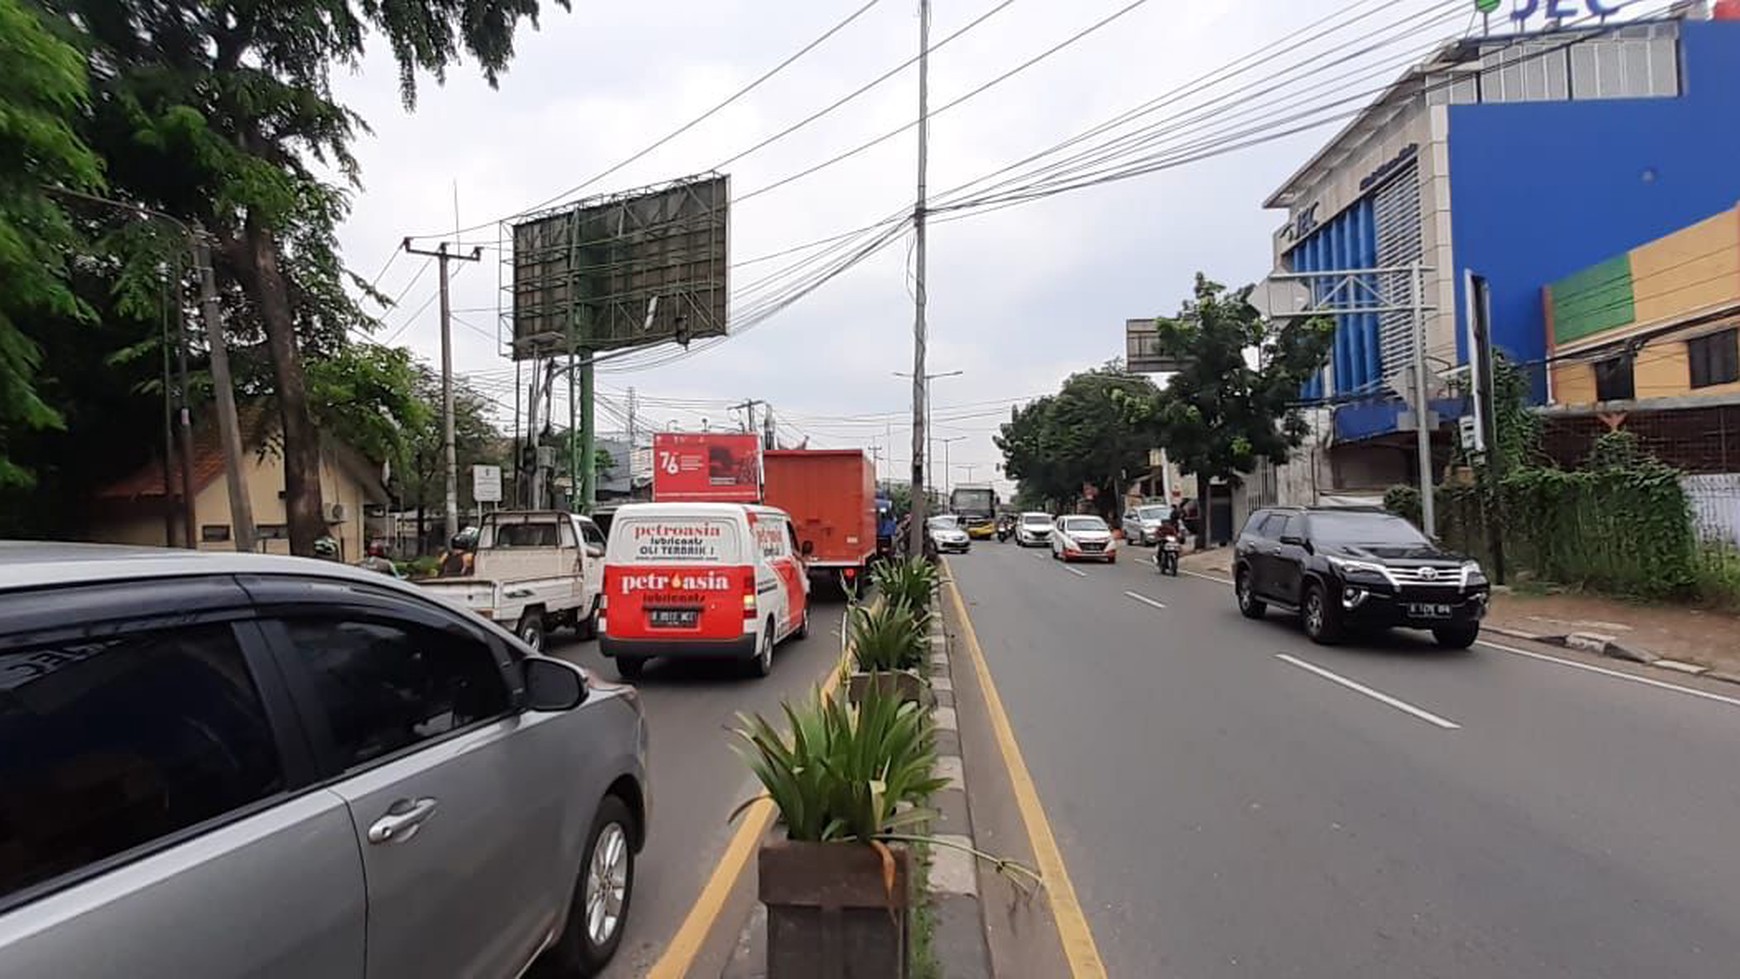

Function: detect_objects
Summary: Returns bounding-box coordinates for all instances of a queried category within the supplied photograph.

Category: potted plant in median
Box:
[735,684,949,979]
[870,558,940,631]
[844,601,930,706]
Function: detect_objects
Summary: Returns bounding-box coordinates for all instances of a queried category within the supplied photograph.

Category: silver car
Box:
[927,515,971,554]
[0,543,648,978]
[1121,503,1176,545]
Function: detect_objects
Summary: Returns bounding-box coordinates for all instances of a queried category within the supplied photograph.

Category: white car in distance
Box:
[1052,514,1118,563]
[927,515,971,554]
[1014,512,1053,547]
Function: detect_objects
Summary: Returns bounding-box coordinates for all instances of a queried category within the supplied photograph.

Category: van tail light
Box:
[742,574,758,619]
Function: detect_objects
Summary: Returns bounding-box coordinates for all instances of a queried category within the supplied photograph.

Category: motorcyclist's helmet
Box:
[367,541,388,558]
[312,536,339,559]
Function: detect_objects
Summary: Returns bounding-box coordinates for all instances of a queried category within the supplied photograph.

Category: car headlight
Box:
[1462,560,1487,585]
[1327,556,1388,578]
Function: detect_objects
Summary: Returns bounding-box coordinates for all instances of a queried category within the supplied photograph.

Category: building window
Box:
[256,524,289,540]
[1593,355,1635,402]
[1688,329,1739,390]
[200,524,231,543]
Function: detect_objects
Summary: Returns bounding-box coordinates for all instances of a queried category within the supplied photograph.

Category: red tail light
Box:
[742,572,758,619]
[843,568,857,580]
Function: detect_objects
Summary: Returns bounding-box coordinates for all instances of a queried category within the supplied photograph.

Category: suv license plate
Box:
[1408,603,1453,619]
[649,608,699,628]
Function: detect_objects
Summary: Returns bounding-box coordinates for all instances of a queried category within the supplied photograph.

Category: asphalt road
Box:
[949,541,1740,978]
[543,590,853,978]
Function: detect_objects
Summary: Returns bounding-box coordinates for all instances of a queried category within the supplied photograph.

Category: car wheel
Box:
[1236,568,1266,619]
[517,612,546,652]
[1432,622,1479,650]
[614,656,646,682]
[1301,582,1342,645]
[534,794,636,978]
[748,621,775,677]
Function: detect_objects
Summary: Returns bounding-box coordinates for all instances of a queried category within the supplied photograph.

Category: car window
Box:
[1306,511,1429,545]
[580,522,606,549]
[1137,506,1172,521]
[1279,514,1304,540]
[1061,517,1107,533]
[607,516,741,564]
[753,516,790,560]
[1021,514,1050,525]
[0,623,284,902]
[277,618,512,771]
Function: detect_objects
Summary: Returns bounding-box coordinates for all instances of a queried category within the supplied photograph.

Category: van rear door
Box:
[603,515,751,641]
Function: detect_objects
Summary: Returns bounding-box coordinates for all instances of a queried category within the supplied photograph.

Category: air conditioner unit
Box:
[325,502,347,523]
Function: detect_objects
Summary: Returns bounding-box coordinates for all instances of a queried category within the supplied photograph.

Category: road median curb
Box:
[1483,623,1740,685]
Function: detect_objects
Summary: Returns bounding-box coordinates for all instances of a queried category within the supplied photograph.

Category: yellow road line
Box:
[945,567,1110,979]
[644,601,866,979]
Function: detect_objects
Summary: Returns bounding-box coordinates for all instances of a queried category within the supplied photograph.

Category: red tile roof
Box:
[96,403,277,500]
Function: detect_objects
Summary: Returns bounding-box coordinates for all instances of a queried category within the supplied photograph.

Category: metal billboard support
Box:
[1262,263,1440,534]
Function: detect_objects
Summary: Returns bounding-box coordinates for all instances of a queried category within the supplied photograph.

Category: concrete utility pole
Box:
[938,436,965,500]
[173,261,198,549]
[1410,260,1436,536]
[404,240,483,538]
[908,0,932,558]
[192,223,256,553]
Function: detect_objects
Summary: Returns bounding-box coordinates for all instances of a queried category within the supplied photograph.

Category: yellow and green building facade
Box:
[1546,204,1740,406]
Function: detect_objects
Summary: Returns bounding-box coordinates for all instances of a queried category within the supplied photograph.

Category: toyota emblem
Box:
[1418,567,1438,580]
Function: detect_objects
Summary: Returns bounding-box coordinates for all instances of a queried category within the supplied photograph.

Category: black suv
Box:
[1233,506,1489,648]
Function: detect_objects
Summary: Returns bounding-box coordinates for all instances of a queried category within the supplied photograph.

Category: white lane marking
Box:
[1124,591,1167,610]
[1183,569,1233,585]
[1064,566,1088,577]
[1478,639,1740,710]
[1277,653,1461,730]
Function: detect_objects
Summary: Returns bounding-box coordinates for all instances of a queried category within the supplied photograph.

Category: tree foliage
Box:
[397,366,504,520]
[995,364,1165,513]
[0,0,104,486]
[1137,274,1333,486]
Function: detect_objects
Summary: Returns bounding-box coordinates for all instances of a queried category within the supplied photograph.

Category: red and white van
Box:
[598,502,810,681]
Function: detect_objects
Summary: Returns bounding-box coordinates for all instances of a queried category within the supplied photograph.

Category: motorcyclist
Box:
[358,540,397,576]
[439,531,476,577]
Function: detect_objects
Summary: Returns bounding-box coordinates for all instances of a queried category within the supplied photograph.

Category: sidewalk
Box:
[1175,546,1740,682]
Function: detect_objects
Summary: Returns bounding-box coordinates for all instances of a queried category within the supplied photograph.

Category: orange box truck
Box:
[761,449,877,592]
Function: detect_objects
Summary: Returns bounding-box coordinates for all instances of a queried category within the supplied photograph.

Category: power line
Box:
[408,0,889,242]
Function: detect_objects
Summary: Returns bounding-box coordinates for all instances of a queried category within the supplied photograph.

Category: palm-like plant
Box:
[871,558,939,626]
[847,602,928,674]
[733,683,948,843]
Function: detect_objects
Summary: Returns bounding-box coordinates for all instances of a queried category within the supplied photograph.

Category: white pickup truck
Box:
[418,509,607,651]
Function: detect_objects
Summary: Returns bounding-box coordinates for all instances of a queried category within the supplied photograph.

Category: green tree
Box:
[1134,274,1333,526]
[66,0,563,553]
[399,366,503,547]
[0,0,104,487]
[995,364,1165,516]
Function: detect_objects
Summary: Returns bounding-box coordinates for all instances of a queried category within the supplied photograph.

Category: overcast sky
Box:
[332,0,1482,495]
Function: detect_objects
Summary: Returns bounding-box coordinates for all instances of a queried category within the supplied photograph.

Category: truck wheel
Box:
[517,612,546,652]
[615,657,646,681]
[577,598,600,640]
[795,604,811,640]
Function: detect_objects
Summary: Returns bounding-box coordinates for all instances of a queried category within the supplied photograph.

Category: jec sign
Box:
[1508,0,1635,23]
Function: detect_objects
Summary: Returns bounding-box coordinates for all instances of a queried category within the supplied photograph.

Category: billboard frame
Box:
[508,173,729,358]
[1125,318,1193,374]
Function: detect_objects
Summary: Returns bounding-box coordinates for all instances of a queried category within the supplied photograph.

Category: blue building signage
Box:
[1509,0,1635,23]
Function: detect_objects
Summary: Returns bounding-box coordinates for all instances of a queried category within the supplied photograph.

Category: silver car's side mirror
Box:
[523,657,587,711]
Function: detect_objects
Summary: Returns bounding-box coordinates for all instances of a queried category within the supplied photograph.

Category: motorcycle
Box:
[995,518,1015,543]
[1156,531,1181,576]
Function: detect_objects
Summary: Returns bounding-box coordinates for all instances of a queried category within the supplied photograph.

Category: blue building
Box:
[1262,11,1740,499]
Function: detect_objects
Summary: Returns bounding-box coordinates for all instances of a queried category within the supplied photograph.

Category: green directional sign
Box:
[1475,0,1502,12]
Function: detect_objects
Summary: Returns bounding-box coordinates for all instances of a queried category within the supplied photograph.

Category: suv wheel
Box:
[537,795,636,977]
[1236,568,1266,619]
[1301,582,1342,645]
[1432,622,1480,650]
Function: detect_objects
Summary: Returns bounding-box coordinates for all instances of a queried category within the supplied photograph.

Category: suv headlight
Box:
[1327,556,1388,578]
[1462,560,1487,585]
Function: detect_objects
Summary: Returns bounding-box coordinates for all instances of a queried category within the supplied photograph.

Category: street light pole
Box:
[906,0,933,558]
[894,368,961,502]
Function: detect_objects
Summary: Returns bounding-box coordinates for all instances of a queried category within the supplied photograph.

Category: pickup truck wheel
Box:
[516,613,546,652]
[577,598,600,640]
[535,795,636,978]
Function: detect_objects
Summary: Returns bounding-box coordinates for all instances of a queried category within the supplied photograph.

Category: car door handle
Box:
[368,797,439,845]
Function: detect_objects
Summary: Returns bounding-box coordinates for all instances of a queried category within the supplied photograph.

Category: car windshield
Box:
[1021,514,1050,525]
[1308,511,1429,546]
[1061,517,1108,534]
[1137,506,1172,521]
[927,516,960,530]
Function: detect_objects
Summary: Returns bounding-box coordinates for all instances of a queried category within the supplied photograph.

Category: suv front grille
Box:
[1387,565,1466,587]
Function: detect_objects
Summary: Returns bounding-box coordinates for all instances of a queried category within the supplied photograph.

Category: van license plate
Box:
[649,609,699,628]
[1407,603,1453,619]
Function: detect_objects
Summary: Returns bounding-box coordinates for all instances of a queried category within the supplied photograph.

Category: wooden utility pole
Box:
[908,0,932,558]
[192,223,256,552]
[404,240,483,539]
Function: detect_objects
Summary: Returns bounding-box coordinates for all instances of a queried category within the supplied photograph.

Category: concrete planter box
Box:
[845,670,929,707]
[759,838,910,979]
